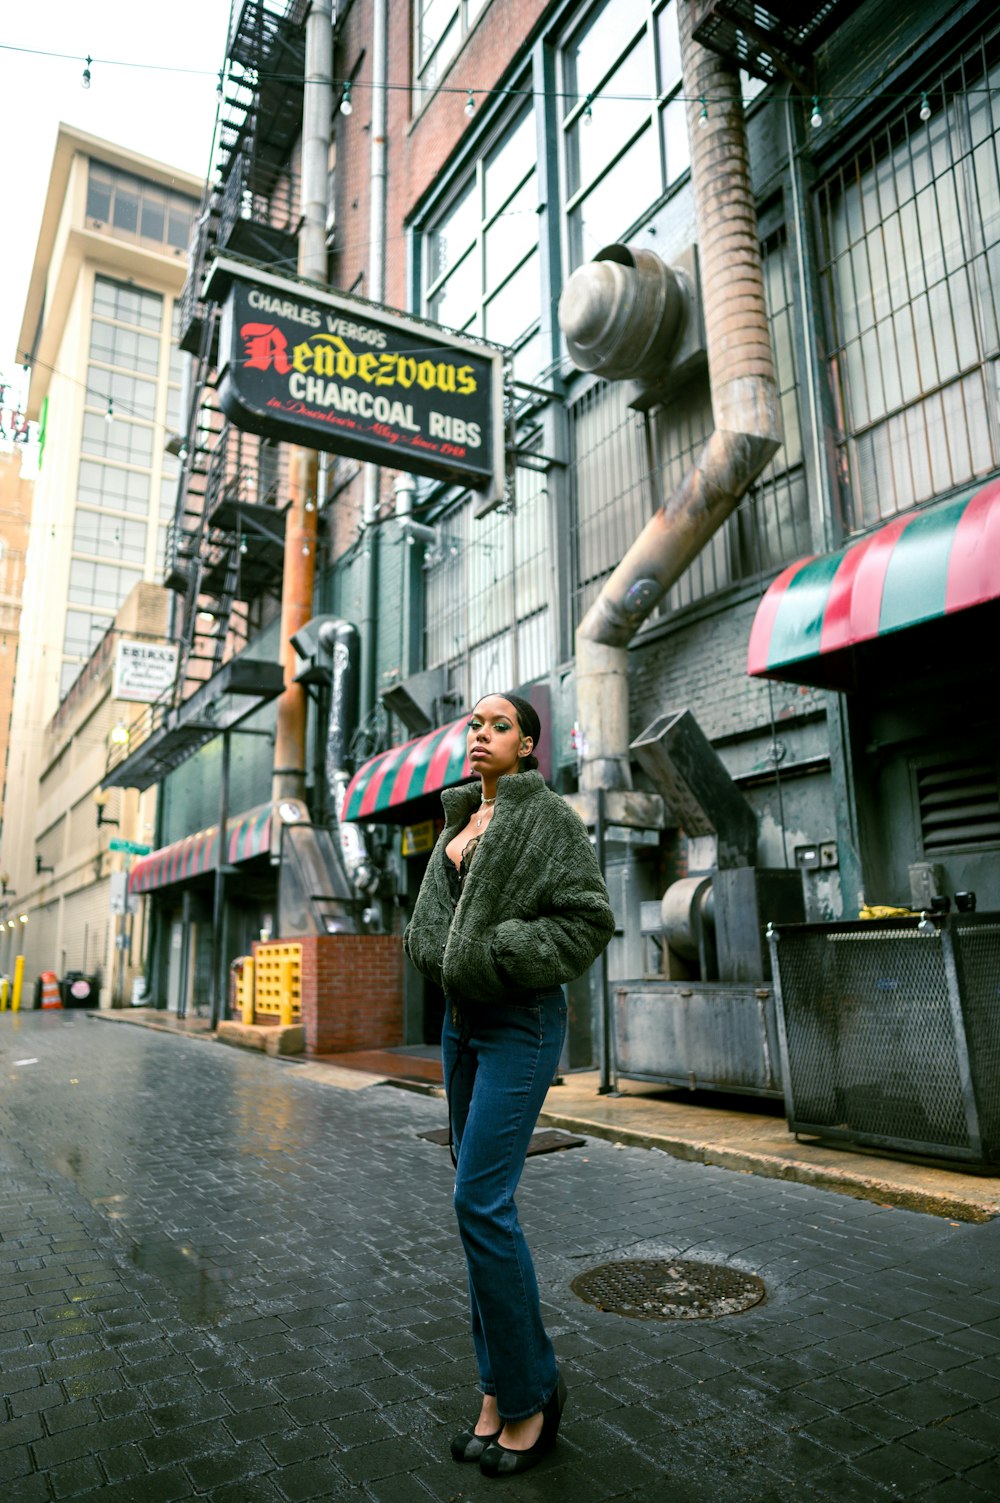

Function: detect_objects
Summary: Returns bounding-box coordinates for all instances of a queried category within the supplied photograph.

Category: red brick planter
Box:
[297,935,404,1057]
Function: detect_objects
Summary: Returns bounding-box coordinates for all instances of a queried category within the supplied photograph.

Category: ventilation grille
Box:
[917,756,1000,853]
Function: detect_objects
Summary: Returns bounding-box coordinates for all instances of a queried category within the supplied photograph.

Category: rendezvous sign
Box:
[207,257,506,502]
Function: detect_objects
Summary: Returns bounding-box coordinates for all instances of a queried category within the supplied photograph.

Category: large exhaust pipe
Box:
[573,1,782,797]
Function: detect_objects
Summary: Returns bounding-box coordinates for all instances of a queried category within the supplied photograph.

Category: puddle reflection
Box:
[129,1238,232,1324]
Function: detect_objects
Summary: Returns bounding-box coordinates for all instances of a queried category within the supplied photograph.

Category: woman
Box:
[404,693,614,1477]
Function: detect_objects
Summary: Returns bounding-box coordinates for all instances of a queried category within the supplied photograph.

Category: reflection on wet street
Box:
[2,1011,999,1502]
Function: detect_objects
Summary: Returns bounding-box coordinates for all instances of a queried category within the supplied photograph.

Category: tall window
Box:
[61,276,169,696]
[424,106,542,381]
[414,0,490,102]
[423,467,552,703]
[818,43,1000,529]
[561,0,688,270]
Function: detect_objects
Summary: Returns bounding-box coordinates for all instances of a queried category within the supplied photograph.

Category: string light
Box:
[583,93,593,124]
[464,89,475,117]
[239,538,248,554]
[698,97,709,128]
[81,55,92,90]
[340,80,352,116]
[216,69,224,100]
[302,542,311,556]
[0,44,977,121]
[810,96,823,129]
[105,397,114,424]
[919,91,932,121]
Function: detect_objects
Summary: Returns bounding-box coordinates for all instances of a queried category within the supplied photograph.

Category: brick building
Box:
[108,1,1000,1074]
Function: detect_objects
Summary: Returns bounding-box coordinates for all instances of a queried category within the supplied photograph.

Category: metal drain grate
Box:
[571,1258,765,1321]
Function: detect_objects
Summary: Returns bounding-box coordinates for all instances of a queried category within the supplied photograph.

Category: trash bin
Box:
[60,972,99,1008]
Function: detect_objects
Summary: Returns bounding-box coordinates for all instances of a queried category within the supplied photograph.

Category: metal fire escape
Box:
[106,2,309,790]
[689,1,864,89]
[170,0,308,705]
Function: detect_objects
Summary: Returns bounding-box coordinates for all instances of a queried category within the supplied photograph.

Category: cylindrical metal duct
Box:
[558,244,689,383]
[575,0,782,793]
[661,875,713,961]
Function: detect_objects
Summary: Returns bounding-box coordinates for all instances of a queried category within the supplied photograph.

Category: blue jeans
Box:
[442,988,567,1422]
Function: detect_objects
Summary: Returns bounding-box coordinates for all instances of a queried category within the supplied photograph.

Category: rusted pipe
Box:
[273,1,331,801]
[575,0,781,793]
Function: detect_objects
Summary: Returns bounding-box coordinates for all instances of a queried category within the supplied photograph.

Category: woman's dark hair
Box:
[499,691,541,771]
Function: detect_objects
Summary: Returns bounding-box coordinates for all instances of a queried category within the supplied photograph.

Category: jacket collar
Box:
[440,769,545,831]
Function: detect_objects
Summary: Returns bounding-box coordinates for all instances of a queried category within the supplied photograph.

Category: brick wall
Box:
[335,0,549,308]
[298,934,404,1056]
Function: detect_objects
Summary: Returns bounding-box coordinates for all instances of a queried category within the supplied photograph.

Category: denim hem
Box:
[497,1373,560,1423]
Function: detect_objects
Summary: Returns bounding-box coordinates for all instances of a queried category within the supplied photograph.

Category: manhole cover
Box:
[571,1258,765,1321]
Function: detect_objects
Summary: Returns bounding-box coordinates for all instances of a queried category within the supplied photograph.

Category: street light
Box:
[93,789,119,829]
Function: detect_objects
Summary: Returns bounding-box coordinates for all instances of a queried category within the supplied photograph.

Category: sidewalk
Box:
[93,1008,1000,1224]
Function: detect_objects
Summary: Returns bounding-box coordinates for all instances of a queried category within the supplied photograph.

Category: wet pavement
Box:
[2,1012,1000,1501]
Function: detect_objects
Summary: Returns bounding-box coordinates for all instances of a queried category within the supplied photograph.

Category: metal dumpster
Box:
[768,913,1000,1164]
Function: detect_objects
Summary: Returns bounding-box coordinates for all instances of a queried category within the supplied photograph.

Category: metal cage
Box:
[768,914,1000,1163]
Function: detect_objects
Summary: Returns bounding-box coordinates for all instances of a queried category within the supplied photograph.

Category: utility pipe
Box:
[359,0,388,719]
[575,0,782,793]
[273,0,332,801]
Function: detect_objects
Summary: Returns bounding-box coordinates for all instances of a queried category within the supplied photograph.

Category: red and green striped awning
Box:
[342,715,472,823]
[747,481,1000,688]
[128,803,273,894]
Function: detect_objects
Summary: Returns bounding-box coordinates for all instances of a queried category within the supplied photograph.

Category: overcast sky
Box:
[0,1,232,380]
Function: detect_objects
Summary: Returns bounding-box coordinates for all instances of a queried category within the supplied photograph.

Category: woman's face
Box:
[467,696,532,779]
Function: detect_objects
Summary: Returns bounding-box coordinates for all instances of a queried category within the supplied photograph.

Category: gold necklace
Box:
[474,795,496,831]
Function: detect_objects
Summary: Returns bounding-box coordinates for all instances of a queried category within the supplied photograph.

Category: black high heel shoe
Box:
[450,1424,502,1462]
[478,1373,567,1477]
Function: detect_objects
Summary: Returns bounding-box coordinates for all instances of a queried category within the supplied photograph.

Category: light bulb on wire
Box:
[105,398,114,424]
[216,70,224,101]
[340,81,352,116]
[465,90,475,118]
[919,92,931,122]
[698,98,709,128]
[810,96,823,130]
[81,55,92,90]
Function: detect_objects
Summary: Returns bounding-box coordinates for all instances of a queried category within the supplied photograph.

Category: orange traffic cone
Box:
[40,971,62,1009]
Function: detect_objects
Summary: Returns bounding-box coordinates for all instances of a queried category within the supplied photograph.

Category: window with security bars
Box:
[915,754,1000,854]
[423,464,551,706]
[817,33,1000,530]
[569,230,808,629]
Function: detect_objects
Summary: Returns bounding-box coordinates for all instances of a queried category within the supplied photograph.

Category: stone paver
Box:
[0,1010,998,1500]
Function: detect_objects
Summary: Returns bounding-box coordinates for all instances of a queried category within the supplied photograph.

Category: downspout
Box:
[359,0,388,721]
[273,0,331,801]
[575,1,782,797]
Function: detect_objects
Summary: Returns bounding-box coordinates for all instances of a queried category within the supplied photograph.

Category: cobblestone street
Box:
[2,1011,999,1502]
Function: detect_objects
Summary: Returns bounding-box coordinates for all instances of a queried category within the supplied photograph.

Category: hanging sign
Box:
[113,640,179,703]
[207,257,506,503]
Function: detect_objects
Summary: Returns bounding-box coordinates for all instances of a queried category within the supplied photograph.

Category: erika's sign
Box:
[209,259,505,500]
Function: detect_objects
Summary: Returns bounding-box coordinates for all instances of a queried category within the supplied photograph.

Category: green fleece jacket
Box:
[403,770,614,1004]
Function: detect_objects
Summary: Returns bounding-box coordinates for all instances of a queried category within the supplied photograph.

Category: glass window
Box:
[81,413,154,466]
[68,560,142,609]
[87,366,157,422]
[86,163,113,221]
[819,51,1000,526]
[424,103,541,375]
[63,609,112,658]
[562,1,689,272]
[60,662,84,699]
[86,163,197,254]
[89,321,161,374]
[415,0,491,100]
[79,460,150,516]
[73,509,148,563]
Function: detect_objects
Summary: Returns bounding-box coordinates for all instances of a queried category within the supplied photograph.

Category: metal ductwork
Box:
[559,244,692,383]
[569,0,782,808]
